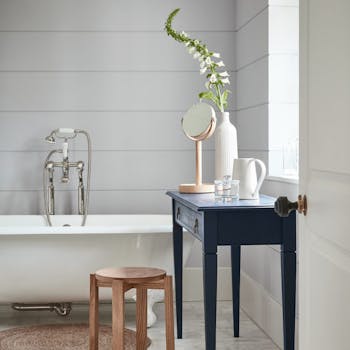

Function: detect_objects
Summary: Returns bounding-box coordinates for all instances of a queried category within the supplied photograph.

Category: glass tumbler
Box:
[214,179,224,201]
[215,176,239,202]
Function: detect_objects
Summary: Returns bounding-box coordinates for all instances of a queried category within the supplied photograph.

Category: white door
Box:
[299,0,350,349]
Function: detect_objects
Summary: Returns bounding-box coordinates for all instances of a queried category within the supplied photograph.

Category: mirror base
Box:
[179,183,214,194]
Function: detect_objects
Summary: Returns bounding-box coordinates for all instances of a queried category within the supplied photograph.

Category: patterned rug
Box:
[0,324,151,349]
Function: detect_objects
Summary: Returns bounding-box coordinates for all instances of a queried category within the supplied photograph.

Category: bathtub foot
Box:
[12,302,72,316]
[131,289,164,327]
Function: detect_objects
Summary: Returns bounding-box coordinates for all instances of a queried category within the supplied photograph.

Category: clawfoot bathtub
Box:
[0,215,194,327]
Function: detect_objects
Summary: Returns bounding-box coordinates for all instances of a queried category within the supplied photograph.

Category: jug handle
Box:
[252,159,266,198]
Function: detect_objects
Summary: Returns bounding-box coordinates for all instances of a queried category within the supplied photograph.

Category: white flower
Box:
[181,31,188,38]
[209,74,217,83]
[200,67,207,75]
[185,41,190,47]
[199,56,204,62]
[212,52,221,58]
[200,61,206,69]
[219,71,230,77]
[205,57,212,65]
[217,61,225,67]
[194,40,199,45]
[221,77,230,84]
[188,47,196,54]
[193,52,201,59]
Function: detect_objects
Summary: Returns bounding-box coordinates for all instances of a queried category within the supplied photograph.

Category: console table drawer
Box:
[175,202,203,238]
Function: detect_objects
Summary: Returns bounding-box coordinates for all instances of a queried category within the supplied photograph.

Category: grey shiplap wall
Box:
[235,0,299,347]
[0,0,236,214]
[235,0,269,165]
[236,0,299,305]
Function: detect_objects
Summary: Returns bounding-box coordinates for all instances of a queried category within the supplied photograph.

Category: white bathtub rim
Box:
[0,214,176,235]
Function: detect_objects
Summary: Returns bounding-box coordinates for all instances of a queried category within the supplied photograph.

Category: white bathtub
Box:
[0,215,194,325]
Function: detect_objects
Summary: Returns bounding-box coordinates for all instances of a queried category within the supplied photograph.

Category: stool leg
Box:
[164,276,175,350]
[89,274,99,350]
[112,280,125,350]
[136,287,148,350]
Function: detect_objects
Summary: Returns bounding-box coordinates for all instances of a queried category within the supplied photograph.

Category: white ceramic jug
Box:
[232,158,266,199]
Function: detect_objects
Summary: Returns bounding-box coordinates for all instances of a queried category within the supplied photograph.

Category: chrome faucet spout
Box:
[61,141,69,183]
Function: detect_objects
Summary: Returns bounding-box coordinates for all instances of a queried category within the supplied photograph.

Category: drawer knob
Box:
[194,218,199,234]
[176,207,181,220]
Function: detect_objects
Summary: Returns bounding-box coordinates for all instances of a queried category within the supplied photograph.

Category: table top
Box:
[167,191,276,211]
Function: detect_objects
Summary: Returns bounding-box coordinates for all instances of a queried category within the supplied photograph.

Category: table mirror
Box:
[179,103,216,193]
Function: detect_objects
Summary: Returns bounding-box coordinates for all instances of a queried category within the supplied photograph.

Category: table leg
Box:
[173,219,183,339]
[231,245,241,338]
[281,251,296,350]
[203,252,217,350]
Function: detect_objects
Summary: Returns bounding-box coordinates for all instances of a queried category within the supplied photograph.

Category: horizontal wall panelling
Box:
[0,32,235,71]
[236,8,268,70]
[0,0,236,31]
[236,104,269,151]
[0,112,220,151]
[0,150,214,191]
[235,0,268,30]
[236,56,268,110]
[0,190,172,215]
[0,72,235,111]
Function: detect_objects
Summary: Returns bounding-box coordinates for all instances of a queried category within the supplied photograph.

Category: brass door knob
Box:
[274,195,307,217]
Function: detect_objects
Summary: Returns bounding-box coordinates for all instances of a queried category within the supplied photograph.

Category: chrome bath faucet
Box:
[43,128,92,226]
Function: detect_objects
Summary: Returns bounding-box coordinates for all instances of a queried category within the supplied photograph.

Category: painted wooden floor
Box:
[0,301,279,350]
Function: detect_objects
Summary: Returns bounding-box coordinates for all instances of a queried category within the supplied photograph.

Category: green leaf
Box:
[199,91,214,100]
[213,95,220,106]
[221,89,231,109]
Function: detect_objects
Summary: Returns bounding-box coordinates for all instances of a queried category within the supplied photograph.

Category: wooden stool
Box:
[89,267,175,350]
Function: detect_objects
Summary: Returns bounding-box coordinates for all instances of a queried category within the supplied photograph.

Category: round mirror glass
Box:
[182,103,216,141]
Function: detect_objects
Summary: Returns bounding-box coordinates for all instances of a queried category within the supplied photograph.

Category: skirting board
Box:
[183,267,299,350]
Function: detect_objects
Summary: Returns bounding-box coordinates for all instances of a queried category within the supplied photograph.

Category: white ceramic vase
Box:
[215,111,238,180]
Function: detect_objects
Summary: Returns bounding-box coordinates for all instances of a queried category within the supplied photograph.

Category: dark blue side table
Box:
[167,191,296,350]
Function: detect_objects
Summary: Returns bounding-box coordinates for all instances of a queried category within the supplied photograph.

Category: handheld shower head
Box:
[45,128,77,144]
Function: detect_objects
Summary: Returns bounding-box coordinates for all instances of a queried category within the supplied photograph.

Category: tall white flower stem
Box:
[165,8,231,112]
[165,8,239,181]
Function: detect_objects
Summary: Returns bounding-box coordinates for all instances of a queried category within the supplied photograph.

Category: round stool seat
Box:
[95,267,166,284]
